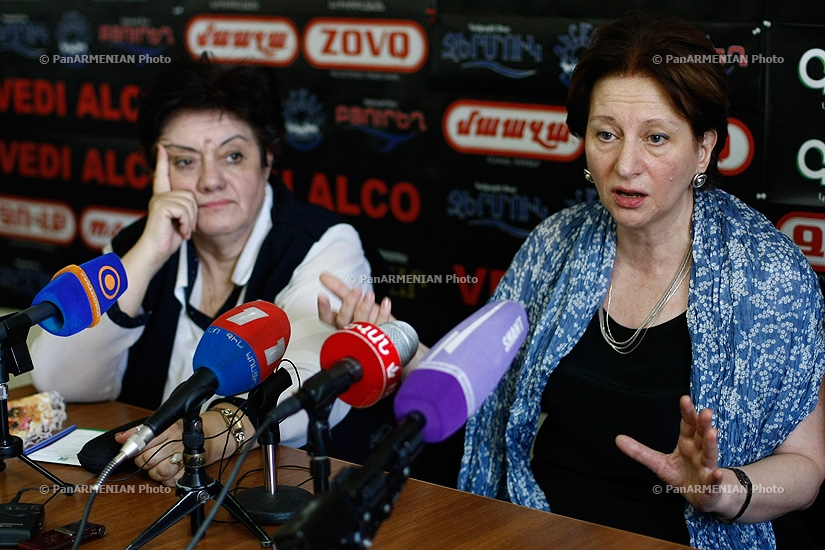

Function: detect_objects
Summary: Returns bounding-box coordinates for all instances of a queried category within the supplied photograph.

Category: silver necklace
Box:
[598,238,693,355]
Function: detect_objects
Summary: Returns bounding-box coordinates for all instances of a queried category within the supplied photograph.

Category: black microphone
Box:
[246,366,294,417]
[272,412,425,550]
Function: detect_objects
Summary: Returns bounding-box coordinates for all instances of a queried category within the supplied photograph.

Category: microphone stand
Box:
[125,405,272,549]
[271,357,362,496]
[305,403,333,494]
[234,419,313,524]
[0,313,74,492]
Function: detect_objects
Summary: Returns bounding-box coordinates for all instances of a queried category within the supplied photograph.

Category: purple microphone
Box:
[393,300,528,443]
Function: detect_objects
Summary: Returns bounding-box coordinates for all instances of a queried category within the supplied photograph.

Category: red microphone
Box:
[267,320,418,423]
[320,321,416,408]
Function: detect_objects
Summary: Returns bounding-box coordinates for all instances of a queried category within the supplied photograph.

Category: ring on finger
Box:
[169,452,183,468]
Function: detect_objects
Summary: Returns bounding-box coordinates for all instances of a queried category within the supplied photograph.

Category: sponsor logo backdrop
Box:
[2,1,824,347]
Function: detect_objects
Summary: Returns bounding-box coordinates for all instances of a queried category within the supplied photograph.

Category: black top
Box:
[531,310,692,545]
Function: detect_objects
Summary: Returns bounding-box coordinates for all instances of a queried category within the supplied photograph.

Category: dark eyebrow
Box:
[161,135,249,153]
[162,143,198,153]
[219,134,248,147]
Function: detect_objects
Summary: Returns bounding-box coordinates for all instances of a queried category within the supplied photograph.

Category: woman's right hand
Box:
[115,421,187,487]
[139,143,199,265]
[117,144,199,316]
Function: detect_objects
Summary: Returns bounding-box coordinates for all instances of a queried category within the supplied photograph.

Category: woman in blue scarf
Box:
[319,12,825,548]
[454,12,825,550]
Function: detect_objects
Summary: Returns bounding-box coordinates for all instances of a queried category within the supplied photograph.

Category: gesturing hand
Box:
[317,271,393,329]
[117,144,201,316]
[616,395,725,513]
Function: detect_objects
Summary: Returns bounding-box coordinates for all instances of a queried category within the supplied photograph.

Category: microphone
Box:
[107,300,290,473]
[274,300,528,550]
[320,320,418,408]
[0,253,128,342]
[393,299,528,443]
[266,320,417,496]
[267,320,418,424]
[273,412,425,550]
[246,366,295,417]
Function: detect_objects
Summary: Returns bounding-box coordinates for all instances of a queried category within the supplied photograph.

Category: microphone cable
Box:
[214,360,301,481]
[70,437,182,550]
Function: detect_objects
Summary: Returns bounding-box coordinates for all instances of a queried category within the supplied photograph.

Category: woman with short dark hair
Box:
[31,54,375,486]
[457,12,825,548]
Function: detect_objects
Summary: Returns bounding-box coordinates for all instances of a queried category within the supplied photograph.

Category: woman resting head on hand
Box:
[30,54,374,486]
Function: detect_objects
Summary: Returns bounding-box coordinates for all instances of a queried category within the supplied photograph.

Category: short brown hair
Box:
[566,12,729,179]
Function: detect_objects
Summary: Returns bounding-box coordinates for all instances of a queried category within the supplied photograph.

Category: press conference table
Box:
[2,387,690,549]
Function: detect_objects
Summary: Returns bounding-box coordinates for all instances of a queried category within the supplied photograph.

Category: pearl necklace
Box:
[598,238,693,355]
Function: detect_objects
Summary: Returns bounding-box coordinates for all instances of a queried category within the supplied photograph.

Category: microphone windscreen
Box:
[193,300,291,396]
[320,320,418,408]
[380,320,418,365]
[393,300,527,443]
[32,252,128,337]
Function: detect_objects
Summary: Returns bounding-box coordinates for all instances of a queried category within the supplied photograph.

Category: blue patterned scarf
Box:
[458,188,825,549]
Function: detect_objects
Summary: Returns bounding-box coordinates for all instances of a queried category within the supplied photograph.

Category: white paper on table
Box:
[27,428,104,466]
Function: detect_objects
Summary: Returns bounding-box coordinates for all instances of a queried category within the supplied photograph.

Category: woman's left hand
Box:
[317,271,393,329]
[616,394,725,512]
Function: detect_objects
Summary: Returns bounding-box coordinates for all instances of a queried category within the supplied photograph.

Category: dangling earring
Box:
[691,172,707,189]
[583,168,594,184]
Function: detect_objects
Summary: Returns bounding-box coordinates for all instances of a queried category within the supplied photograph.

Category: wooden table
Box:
[1,390,690,549]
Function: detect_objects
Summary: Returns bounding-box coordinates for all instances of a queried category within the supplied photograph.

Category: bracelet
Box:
[207,396,258,430]
[211,407,245,447]
[715,467,753,524]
